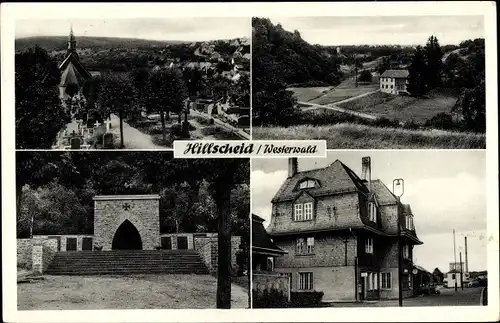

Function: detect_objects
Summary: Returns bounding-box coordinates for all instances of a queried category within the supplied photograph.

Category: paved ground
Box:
[18,274,248,310]
[326,287,484,307]
[109,114,163,149]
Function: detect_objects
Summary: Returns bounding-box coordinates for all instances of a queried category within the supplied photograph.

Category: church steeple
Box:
[68,25,77,53]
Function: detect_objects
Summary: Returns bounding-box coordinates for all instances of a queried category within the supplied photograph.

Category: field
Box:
[287,86,334,102]
[338,91,458,123]
[252,124,485,149]
[289,78,379,106]
[18,274,249,310]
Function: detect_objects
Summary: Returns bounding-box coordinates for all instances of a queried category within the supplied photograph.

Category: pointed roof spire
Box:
[69,24,75,41]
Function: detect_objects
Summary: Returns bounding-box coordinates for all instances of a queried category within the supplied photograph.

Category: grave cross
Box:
[94,121,101,128]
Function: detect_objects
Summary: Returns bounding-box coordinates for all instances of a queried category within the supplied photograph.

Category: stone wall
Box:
[17,239,33,269]
[252,271,291,301]
[160,233,194,250]
[93,195,160,250]
[193,234,241,273]
[33,234,94,251]
[32,239,58,274]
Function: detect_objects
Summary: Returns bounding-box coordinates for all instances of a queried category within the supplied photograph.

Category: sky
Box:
[269,16,484,46]
[15,18,250,41]
[252,151,487,273]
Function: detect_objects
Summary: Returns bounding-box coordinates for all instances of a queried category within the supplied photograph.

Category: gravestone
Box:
[102,132,114,149]
[70,137,81,150]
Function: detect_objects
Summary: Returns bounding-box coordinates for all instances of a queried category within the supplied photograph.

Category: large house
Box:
[267,157,423,302]
[380,69,409,95]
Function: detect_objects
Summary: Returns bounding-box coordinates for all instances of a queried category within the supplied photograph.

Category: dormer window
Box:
[368,202,377,223]
[298,179,317,189]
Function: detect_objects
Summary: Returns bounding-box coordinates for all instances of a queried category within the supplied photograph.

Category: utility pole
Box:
[453,229,457,291]
[393,178,404,307]
[465,236,469,274]
[460,252,464,291]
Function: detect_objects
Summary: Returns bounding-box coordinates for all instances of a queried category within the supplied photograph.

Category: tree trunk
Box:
[16,184,23,238]
[214,182,232,309]
[178,111,182,124]
[119,110,125,148]
[160,111,166,142]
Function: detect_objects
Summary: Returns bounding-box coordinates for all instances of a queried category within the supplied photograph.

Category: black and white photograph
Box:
[252,151,487,307]
[16,151,250,309]
[15,18,250,150]
[252,16,486,149]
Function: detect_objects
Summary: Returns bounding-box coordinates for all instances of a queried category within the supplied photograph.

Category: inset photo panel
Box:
[251,150,487,307]
[251,16,486,149]
[15,17,250,150]
[16,151,250,309]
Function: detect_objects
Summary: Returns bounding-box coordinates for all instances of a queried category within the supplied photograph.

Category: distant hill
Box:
[15,36,249,52]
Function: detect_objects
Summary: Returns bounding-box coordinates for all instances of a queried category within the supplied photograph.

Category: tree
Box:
[98,73,136,148]
[148,68,188,141]
[358,70,373,83]
[432,268,444,283]
[453,80,485,132]
[423,35,444,90]
[15,46,69,149]
[130,68,151,115]
[407,46,428,97]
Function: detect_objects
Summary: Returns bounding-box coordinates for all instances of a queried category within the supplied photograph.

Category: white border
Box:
[2,2,498,323]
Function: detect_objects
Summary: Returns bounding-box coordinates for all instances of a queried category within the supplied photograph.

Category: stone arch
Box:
[112,220,143,250]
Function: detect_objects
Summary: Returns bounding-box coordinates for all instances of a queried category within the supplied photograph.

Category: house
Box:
[379,70,409,95]
[252,214,290,300]
[267,157,423,302]
[445,261,467,288]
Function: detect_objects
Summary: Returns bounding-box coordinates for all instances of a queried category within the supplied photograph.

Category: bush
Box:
[373,117,401,128]
[424,112,462,130]
[403,119,421,130]
[290,291,324,307]
[170,123,183,136]
[252,288,289,308]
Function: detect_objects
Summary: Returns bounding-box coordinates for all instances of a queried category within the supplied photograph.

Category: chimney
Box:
[361,156,372,192]
[288,158,298,178]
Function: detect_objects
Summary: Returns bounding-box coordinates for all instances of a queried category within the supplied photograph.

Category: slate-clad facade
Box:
[267,158,423,301]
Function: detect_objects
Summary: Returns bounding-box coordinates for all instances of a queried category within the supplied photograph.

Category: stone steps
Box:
[46,250,209,275]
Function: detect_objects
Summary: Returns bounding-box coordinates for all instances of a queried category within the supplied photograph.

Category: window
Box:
[390,85,394,89]
[304,202,313,220]
[299,179,316,189]
[306,237,314,254]
[294,203,303,221]
[452,273,456,279]
[296,237,314,255]
[294,202,313,221]
[298,272,313,290]
[368,202,377,223]
[381,272,392,289]
[406,215,414,230]
[296,238,305,254]
[266,257,274,271]
[403,244,410,259]
[326,205,335,217]
[402,274,410,289]
[365,238,374,254]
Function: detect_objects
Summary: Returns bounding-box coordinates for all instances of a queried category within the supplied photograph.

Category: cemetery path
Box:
[109,114,163,149]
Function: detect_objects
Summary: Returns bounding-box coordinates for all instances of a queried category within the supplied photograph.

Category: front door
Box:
[177,236,188,250]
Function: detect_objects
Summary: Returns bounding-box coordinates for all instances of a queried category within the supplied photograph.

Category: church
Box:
[58,27,93,103]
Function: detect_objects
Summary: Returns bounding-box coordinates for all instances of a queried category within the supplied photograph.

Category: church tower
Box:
[67,26,77,55]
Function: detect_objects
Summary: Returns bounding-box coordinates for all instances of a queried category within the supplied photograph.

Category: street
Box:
[327,287,485,307]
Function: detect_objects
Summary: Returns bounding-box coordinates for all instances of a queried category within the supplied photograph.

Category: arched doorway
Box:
[112,220,143,250]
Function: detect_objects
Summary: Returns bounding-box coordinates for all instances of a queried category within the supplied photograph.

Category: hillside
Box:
[252,17,343,87]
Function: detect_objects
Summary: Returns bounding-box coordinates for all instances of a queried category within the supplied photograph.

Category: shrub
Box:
[290,291,324,307]
[403,119,421,130]
[170,123,183,136]
[373,117,401,128]
[252,288,289,308]
[424,112,462,130]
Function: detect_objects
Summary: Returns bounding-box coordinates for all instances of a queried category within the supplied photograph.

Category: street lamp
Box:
[393,178,404,307]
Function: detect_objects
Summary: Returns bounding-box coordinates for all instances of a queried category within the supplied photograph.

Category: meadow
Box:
[252,124,485,149]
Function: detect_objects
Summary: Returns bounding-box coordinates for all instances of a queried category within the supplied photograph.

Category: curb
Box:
[479,287,486,306]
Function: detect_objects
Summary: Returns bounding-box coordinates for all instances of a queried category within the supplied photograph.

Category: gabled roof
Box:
[252,214,286,255]
[271,160,369,203]
[59,52,92,79]
[60,61,89,87]
[381,69,409,78]
[371,180,398,205]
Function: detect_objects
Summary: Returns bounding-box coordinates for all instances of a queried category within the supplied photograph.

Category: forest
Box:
[16,151,250,240]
